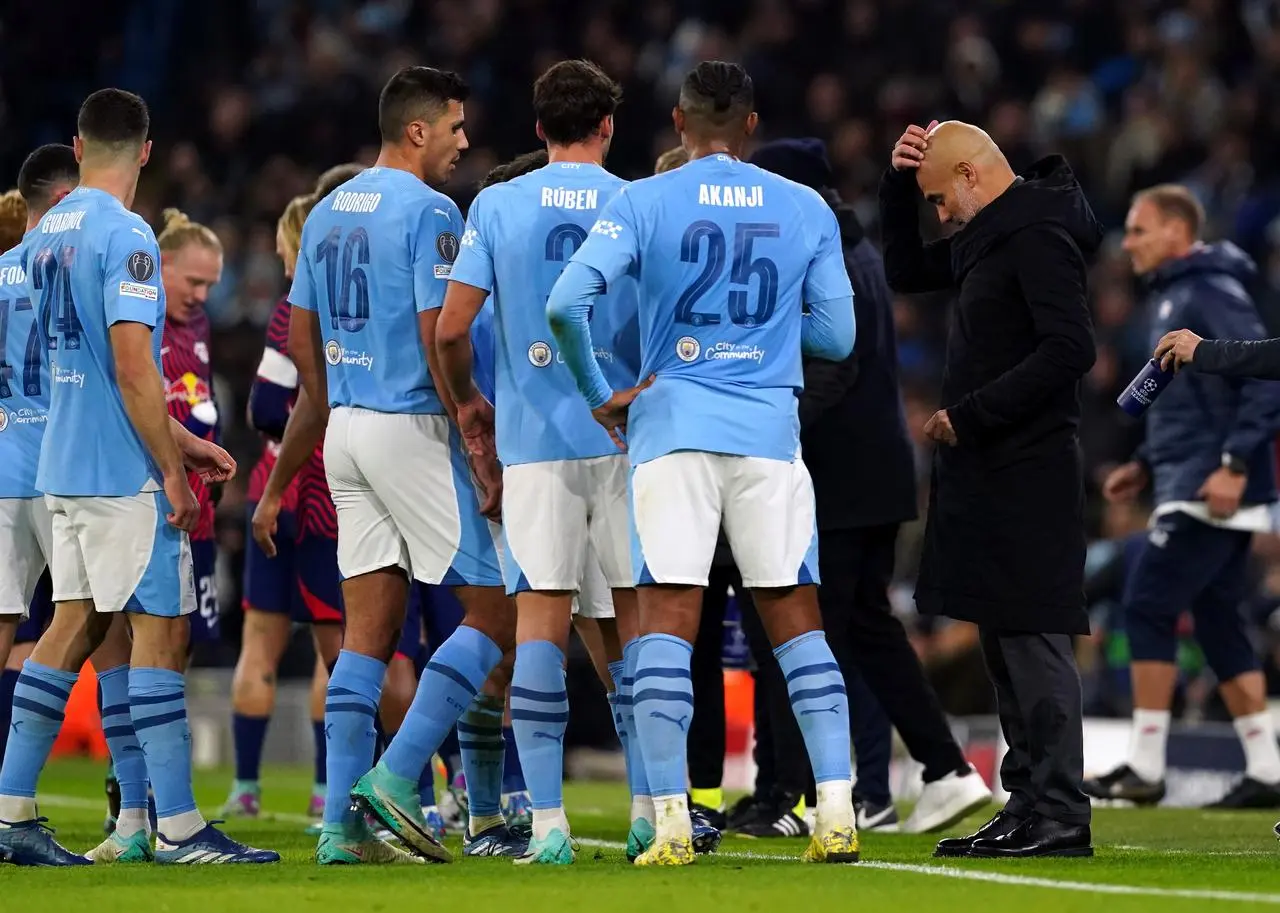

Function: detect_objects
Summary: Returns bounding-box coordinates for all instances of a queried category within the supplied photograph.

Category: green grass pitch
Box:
[6,759,1280,911]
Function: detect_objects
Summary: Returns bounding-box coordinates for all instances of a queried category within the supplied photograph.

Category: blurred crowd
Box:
[5,0,1280,718]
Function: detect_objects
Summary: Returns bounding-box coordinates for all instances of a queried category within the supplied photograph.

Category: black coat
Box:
[799,199,917,531]
[878,155,1101,635]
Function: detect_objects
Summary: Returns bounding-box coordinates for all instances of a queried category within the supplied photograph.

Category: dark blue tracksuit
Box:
[1127,242,1280,677]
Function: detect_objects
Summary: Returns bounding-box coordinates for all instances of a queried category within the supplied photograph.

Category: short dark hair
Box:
[679,61,754,130]
[314,163,365,200]
[17,144,78,208]
[1135,184,1205,240]
[479,150,549,190]
[533,60,621,146]
[378,67,469,142]
[77,88,150,151]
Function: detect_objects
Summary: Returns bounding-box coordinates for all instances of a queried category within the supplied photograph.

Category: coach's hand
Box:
[182,436,237,483]
[1155,329,1203,373]
[1200,467,1246,519]
[891,121,939,171]
[252,490,284,558]
[1103,461,1148,504]
[923,409,957,446]
[592,374,657,451]
[457,394,497,459]
[164,472,200,532]
[469,454,504,522]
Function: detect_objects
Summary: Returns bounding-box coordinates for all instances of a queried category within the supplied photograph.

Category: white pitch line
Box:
[34,796,1280,902]
[579,837,1280,904]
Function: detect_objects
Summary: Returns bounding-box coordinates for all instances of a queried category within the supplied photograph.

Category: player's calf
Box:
[631,585,702,853]
[511,591,574,857]
[755,585,858,862]
[0,600,108,829]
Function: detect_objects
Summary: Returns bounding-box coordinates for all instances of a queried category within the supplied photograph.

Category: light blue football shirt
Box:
[290,167,464,414]
[559,154,854,465]
[0,233,47,498]
[450,162,638,466]
[31,187,167,496]
[472,299,496,405]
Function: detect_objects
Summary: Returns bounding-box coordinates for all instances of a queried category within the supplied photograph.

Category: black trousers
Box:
[818,525,968,783]
[978,628,1090,825]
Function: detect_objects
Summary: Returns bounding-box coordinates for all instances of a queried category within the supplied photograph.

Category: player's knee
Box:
[128,614,190,671]
[483,649,515,694]
[1195,619,1259,683]
[32,600,109,671]
[750,585,821,648]
[1124,600,1179,663]
[457,586,516,648]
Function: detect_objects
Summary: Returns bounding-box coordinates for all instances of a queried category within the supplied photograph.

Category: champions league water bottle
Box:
[721,587,751,670]
[1117,358,1177,417]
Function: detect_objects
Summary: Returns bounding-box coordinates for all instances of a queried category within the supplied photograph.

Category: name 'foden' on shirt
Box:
[541,187,599,210]
[331,191,383,213]
[698,184,763,208]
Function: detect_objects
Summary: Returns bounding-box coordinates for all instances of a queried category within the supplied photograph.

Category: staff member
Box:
[1158,328,1280,379]
[880,120,1100,858]
[1094,185,1280,809]
[750,137,991,835]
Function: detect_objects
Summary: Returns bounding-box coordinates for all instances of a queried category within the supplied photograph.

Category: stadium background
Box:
[4,0,1280,785]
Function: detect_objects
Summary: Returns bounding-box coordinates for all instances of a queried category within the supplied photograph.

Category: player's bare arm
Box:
[253,386,326,557]
[110,319,198,530]
[169,417,236,482]
[421,306,502,519]
[253,306,329,555]
[436,280,495,457]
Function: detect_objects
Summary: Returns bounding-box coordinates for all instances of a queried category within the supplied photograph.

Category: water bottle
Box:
[721,587,751,670]
[1117,358,1176,418]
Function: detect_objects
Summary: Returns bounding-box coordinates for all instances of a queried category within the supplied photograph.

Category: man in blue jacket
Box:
[1093,183,1280,809]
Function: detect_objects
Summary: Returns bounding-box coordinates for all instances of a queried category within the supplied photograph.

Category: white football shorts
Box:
[502,455,632,596]
[0,496,54,617]
[572,544,615,619]
[324,407,503,586]
[45,489,196,616]
[630,450,820,589]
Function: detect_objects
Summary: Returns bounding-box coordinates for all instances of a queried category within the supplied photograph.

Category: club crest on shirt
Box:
[528,341,553,367]
[127,250,155,282]
[325,340,342,366]
[436,231,460,264]
[676,336,700,362]
[0,408,8,432]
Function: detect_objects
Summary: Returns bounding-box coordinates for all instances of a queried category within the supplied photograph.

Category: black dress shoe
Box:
[969,813,1093,858]
[933,810,1023,858]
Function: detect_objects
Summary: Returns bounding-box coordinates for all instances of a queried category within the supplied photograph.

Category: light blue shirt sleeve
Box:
[567,189,642,287]
[548,261,613,409]
[414,199,465,313]
[102,223,162,327]
[288,224,318,312]
[802,295,855,360]
[801,203,856,360]
[449,192,495,292]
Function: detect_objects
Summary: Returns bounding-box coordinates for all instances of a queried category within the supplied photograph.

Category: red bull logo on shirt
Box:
[166,371,212,406]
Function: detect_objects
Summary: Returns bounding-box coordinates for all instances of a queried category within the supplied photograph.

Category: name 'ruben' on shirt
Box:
[698,184,764,207]
[541,187,599,210]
